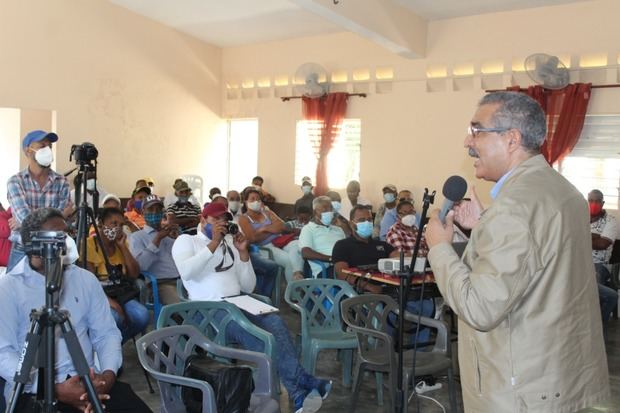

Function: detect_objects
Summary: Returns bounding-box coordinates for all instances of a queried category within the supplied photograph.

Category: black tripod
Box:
[72,159,99,270]
[6,232,104,413]
[394,188,435,413]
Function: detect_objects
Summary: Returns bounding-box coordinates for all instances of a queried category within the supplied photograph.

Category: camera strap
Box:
[215,240,235,273]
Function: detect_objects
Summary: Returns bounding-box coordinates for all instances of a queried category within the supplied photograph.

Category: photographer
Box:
[86,207,149,343]
[0,208,151,412]
[172,202,332,413]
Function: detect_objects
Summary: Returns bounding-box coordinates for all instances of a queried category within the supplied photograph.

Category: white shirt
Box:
[171,231,256,301]
[339,193,371,221]
[591,211,618,263]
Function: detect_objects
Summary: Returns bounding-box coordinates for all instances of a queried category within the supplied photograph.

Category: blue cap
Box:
[22,130,58,149]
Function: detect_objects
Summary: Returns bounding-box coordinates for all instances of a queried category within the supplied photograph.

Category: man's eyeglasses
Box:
[468,125,510,137]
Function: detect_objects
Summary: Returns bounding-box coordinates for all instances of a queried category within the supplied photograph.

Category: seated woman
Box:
[87,207,150,343]
[172,202,331,412]
[238,188,304,281]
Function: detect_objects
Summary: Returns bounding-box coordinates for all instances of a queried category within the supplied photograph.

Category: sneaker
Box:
[316,379,332,400]
[294,389,323,413]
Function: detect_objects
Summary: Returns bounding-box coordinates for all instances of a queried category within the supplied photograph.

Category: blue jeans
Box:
[251,252,279,297]
[388,299,435,346]
[595,263,618,323]
[216,309,317,401]
[111,299,150,343]
[6,243,26,273]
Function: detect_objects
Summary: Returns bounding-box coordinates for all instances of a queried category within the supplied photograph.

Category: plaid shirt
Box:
[386,221,429,257]
[7,168,70,225]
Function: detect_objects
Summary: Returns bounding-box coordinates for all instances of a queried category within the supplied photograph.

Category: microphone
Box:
[439,175,467,224]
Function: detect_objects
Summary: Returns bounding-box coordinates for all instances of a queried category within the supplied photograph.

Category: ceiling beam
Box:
[290,0,427,58]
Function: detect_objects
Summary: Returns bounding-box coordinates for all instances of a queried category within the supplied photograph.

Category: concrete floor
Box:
[123,303,620,413]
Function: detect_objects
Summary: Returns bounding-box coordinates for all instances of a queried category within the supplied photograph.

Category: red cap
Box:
[202,202,229,218]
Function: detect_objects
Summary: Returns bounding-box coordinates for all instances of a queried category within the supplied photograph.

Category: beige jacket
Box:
[428,155,609,412]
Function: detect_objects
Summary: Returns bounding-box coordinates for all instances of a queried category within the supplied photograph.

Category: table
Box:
[340,267,435,286]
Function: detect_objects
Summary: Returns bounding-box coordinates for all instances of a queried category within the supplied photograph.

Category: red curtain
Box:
[507,83,591,165]
[301,92,349,195]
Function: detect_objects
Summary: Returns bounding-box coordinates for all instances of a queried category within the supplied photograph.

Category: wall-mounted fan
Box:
[524,53,570,90]
[294,62,330,97]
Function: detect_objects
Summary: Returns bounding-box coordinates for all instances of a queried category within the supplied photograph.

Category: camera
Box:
[70,142,98,164]
[23,231,67,258]
[226,221,239,235]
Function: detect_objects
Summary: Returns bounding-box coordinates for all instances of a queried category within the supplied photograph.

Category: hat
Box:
[173,180,190,192]
[143,194,163,210]
[101,194,121,207]
[22,130,58,148]
[202,202,230,219]
[382,184,397,193]
[132,186,152,197]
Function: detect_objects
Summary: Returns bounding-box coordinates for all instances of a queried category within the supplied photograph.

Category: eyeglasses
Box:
[468,125,510,137]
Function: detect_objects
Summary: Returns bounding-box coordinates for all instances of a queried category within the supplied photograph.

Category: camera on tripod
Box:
[70,142,98,165]
[23,231,66,258]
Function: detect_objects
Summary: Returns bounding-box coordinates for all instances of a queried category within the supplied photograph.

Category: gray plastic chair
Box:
[136,325,280,413]
[341,294,458,413]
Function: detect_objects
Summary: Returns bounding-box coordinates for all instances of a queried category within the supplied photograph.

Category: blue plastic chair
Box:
[304,259,333,279]
[284,279,357,386]
[137,271,163,324]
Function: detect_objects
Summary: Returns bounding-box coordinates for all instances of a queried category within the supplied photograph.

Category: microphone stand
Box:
[394,188,435,413]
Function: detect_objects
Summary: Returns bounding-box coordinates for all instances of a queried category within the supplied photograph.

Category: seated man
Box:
[339,180,371,220]
[326,191,351,236]
[373,184,398,239]
[129,195,181,305]
[386,200,429,256]
[252,176,276,204]
[285,206,311,236]
[589,189,619,324]
[380,190,414,241]
[294,180,315,215]
[299,196,346,278]
[172,202,331,413]
[0,208,151,413]
[164,178,200,208]
[227,190,243,222]
[166,180,201,235]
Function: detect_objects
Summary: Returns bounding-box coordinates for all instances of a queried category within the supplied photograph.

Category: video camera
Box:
[70,142,98,165]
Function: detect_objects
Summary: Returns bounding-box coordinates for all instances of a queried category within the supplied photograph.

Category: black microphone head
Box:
[442,175,468,202]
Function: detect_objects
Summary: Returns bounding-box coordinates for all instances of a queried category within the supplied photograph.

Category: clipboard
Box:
[223,294,279,315]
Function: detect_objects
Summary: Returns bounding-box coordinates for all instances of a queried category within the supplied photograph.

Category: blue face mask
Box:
[134,199,143,210]
[144,212,163,228]
[331,201,341,213]
[302,186,312,195]
[355,221,373,238]
[203,223,213,239]
[384,193,396,203]
[320,211,334,226]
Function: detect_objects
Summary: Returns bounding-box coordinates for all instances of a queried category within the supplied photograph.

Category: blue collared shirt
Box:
[490,169,515,200]
[129,225,180,280]
[0,259,122,398]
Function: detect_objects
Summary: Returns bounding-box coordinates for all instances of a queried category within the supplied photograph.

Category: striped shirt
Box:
[166,202,201,233]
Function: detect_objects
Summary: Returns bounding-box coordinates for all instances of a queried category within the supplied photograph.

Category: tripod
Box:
[6,232,104,413]
[73,159,99,270]
[394,188,435,413]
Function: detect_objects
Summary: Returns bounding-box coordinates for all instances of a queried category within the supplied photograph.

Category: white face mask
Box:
[248,200,262,212]
[33,146,54,167]
[62,235,79,265]
[86,179,96,191]
[401,214,417,227]
[228,201,240,213]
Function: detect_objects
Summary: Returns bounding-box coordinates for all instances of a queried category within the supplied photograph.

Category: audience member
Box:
[129,195,181,305]
[589,189,619,324]
[164,178,200,208]
[294,180,315,214]
[70,170,108,210]
[373,184,398,238]
[86,207,150,343]
[326,190,351,236]
[0,203,11,269]
[171,202,331,412]
[6,130,73,272]
[208,187,222,202]
[299,196,345,277]
[386,200,428,256]
[380,189,414,240]
[101,194,122,210]
[166,180,201,235]
[238,188,304,281]
[332,205,399,293]
[124,186,150,230]
[285,205,311,236]
[227,190,242,222]
[339,180,371,220]
[252,176,276,204]
[0,208,151,412]
[125,179,146,212]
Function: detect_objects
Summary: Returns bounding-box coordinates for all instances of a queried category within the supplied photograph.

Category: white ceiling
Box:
[108,0,593,48]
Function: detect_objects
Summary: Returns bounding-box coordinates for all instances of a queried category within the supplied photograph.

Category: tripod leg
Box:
[59,318,105,413]
[6,318,43,413]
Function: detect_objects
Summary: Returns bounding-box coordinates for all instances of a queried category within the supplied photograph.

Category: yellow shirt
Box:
[86,236,127,281]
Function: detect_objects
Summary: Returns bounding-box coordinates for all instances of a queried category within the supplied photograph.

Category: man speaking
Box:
[425,92,609,412]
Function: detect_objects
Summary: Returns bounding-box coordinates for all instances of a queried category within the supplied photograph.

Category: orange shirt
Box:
[124,210,145,230]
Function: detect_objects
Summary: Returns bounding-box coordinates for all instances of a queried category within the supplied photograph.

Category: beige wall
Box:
[0,0,225,199]
[222,0,620,209]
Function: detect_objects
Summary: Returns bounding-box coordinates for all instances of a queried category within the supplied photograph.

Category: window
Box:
[227,119,258,192]
[556,115,620,210]
[294,119,361,189]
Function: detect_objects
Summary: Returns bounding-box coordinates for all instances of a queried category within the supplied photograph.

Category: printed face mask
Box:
[102,226,120,241]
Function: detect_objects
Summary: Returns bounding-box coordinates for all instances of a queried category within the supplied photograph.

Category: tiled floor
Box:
[123,305,620,412]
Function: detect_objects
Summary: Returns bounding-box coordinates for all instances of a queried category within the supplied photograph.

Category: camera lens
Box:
[227,222,239,235]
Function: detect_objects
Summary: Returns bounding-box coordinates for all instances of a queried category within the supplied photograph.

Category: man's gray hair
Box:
[20,208,65,245]
[312,196,332,210]
[479,92,547,152]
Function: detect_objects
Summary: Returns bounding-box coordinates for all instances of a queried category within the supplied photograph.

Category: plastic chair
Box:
[284,279,357,386]
[137,271,163,324]
[136,325,279,413]
[156,300,278,392]
[340,294,458,413]
[304,259,333,279]
[180,174,204,206]
[256,246,285,306]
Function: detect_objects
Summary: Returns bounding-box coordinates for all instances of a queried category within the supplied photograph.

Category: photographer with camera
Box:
[0,208,151,413]
[6,131,73,272]
[172,202,332,413]
[86,207,149,344]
